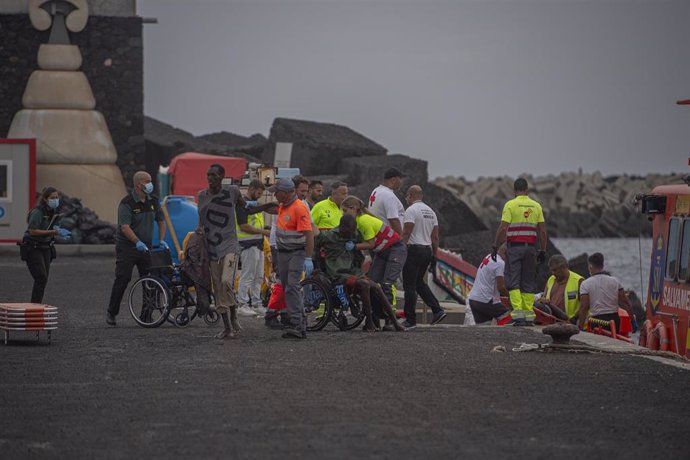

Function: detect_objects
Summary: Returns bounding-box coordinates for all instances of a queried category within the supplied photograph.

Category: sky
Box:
[138,0,690,179]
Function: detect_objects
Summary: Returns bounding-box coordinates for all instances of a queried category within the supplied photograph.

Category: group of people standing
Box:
[22,173,632,337]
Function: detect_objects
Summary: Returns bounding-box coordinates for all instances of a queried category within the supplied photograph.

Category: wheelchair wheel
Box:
[331,293,366,331]
[301,278,332,332]
[174,311,191,328]
[128,276,171,328]
[204,308,220,325]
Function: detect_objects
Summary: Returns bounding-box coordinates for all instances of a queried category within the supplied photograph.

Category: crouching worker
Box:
[316,214,405,332]
[467,244,512,325]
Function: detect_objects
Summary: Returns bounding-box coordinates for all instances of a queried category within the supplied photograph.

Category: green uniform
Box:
[315,228,363,283]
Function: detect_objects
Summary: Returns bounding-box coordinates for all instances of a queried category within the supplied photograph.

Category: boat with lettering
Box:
[636,155,690,356]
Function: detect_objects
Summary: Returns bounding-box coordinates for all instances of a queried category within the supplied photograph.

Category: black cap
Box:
[384,167,406,179]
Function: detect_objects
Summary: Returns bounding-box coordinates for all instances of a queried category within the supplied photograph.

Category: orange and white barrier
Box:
[0,303,57,344]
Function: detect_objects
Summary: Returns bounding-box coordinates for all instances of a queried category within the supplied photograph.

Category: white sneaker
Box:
[237,306,256,317]
[252,306,267,316]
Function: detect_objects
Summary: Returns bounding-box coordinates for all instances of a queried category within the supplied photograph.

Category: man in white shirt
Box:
[400,186,446,328]
[467,244,511,324]
[369,168,406,235]
[577,252,632,332]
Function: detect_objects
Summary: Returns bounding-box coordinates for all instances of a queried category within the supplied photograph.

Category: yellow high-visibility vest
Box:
[544,271,584,320]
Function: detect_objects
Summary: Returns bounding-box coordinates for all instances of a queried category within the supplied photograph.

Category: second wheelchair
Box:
[127,248,220,328]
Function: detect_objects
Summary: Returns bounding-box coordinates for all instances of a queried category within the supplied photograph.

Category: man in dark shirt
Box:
[107,171,167,326]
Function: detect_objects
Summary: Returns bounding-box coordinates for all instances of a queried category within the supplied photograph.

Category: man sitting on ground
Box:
[315,214,405,332]
[538,255,584,323]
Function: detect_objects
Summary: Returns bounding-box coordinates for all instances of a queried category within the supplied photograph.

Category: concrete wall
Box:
[0,13,144,186]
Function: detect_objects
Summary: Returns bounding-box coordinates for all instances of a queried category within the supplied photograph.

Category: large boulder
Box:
[266,118,387,176]
[144,116,261,181]
[338,153,428,192]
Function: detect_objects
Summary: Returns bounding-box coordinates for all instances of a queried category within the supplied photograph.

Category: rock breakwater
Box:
[433,171,682,238]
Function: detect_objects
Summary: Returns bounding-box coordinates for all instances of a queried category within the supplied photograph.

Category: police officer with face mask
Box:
[24,186,71,303]
[106,171,167,326]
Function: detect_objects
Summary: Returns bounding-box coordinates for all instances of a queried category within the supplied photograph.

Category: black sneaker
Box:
[430,311,447,325]
[512,318,528,327]
[282,329,306,339]
[401,320,417,330]
[106,313,116,326]
[265,315,283,330]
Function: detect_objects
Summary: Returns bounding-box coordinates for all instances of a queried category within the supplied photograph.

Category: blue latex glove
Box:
[245,200,258,208]
[158,240,169,251]
[344,241,355,251]
[53,225,71,239]
[303,258,314,277]
[135,240,149,252]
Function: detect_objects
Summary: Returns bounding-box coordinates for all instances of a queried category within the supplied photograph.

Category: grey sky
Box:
[139,0,690,179]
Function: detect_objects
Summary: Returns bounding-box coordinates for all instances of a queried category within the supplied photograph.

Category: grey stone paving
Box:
[0,254,688,459]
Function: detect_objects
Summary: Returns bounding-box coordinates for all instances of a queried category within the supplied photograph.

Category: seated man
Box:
[577,252,632,331]
[538,255,584,322]
[315,214,404,332]
[467,244,512,325]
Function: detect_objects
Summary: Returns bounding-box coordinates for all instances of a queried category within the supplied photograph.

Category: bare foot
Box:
[215,328,236,340]
[231,319,242,333]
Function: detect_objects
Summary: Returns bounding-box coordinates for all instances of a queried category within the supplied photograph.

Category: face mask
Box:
[143,182,154,194]
[47,198,59,209]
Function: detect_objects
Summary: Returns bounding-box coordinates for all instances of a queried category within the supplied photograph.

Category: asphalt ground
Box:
[0,253,688,460]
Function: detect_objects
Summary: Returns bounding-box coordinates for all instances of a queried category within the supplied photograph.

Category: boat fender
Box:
[654,322,669,352]
[639,319,653,347]
[646,321,660,351]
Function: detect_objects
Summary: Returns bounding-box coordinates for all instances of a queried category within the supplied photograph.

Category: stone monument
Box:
[7,0,126,223]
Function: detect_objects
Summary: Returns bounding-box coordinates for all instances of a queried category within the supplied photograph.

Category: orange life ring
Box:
[639,320,653,348]
[654,322,670,352]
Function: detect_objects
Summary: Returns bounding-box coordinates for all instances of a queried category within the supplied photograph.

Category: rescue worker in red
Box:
[492,178,547,326]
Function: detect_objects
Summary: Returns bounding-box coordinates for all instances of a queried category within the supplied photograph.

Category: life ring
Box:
[639,320,653,348]
[654,322,670,352]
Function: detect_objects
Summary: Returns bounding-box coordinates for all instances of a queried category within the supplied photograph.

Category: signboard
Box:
[0,139,35,241]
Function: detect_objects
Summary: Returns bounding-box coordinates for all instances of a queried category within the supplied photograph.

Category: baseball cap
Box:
[384,167,406,179]
[268,177,295,193]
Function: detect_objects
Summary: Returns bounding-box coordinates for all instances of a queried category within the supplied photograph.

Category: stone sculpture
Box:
[8,0,126,223]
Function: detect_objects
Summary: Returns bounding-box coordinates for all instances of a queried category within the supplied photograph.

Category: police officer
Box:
[492,178,547,326]
[24,186,71,303]
[106,171,167,326]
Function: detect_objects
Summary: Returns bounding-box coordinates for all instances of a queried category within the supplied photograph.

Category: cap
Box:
[268,177,295,193]
[384,167,406,179]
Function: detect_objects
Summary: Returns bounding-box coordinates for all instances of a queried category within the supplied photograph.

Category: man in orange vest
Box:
[492,178,547,326]
[270,177,314,339]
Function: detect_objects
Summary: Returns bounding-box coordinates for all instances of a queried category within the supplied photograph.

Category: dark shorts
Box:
[469,299,509,324]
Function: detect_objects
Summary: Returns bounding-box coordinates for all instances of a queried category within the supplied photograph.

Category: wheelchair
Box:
[301,270,366,332]
[127,248,220,328]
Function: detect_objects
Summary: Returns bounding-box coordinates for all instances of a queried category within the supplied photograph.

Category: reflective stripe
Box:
[276,228,306,251]
[372,225,400,253]
[507,222,537,243]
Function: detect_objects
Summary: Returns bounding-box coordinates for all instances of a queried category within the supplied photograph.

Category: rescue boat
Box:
[637,159,690,357]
